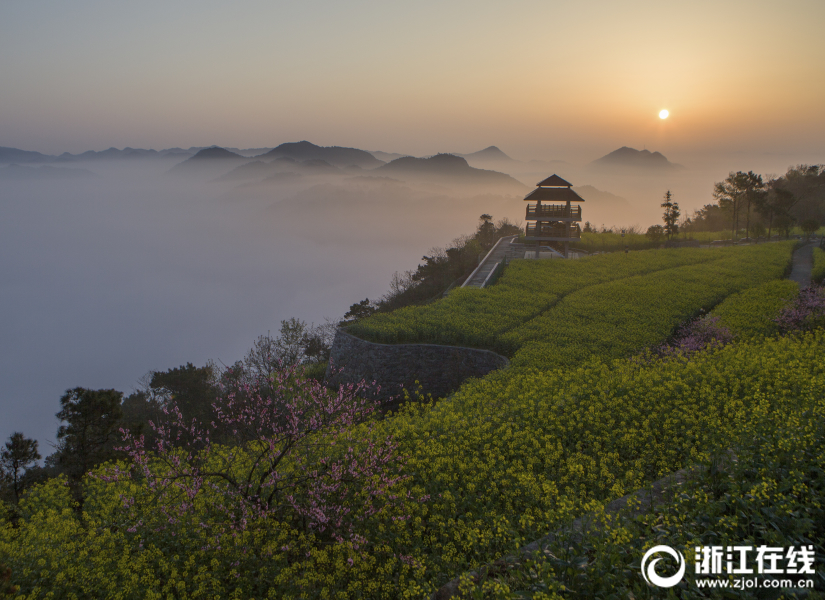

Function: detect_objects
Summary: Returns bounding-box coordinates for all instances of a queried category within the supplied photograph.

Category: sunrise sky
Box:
[2,0,824,162]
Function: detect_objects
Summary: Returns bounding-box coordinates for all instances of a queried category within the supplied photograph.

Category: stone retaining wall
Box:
[326,329,509,405]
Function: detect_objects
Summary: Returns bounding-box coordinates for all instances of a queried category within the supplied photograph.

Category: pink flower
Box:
[102,361,413,546]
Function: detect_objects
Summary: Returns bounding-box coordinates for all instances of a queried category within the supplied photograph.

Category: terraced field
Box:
[351,244,794,363]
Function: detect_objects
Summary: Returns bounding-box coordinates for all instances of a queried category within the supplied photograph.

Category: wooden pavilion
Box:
[523,175,584,258]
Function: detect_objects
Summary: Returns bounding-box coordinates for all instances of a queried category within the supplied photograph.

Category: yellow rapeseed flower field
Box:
[3,242,821,599]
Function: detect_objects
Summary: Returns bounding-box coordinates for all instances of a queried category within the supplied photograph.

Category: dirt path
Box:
[789,242,815,289]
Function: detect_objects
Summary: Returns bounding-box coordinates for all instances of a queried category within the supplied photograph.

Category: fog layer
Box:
[2,144,821,451]
[0,158,526,450]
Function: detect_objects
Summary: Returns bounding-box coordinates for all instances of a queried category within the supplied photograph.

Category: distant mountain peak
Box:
[381,153,471,173]
[190,146,245,160]
[592,146,683,170]
[168,146,249,175]
[260,141,382,169]
[460,146,513,162]
[375,152,525,189]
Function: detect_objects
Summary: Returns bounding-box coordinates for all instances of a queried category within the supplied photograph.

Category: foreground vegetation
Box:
[3,240,823,598]
[462,352,825,597]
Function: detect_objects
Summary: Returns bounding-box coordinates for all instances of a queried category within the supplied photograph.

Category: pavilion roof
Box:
[536,174,572,187]
[524,187,585,202]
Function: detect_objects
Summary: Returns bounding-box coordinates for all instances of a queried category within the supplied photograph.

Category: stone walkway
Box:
[462,237,580,288]
[789,242,814,289]
[461,235,519,288]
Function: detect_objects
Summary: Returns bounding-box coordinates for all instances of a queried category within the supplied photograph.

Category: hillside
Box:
[183,146,245,161]
[259,140,382,169]
[0,147,55,164]
[168,146,249,174]
[458,145,513,163]
[349,244,794,360]
[375,153,525,188]
[592,146,684,170]
[54,147,170,162]
[368,150,410,163]
[217,157,341,181]
[5,242,823,599]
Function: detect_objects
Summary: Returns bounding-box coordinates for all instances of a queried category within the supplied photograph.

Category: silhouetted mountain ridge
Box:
[217,157,342,182]
[189,147,245,160]
[375,153,526,188]
[260,141,382,169]
[168,147,251,175]
[459,146,513,162]
[0,147,55,164]
[592,146,683,170]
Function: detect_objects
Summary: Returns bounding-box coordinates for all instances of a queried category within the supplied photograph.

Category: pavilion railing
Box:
[525,204,582,220]
[525,223,581,238]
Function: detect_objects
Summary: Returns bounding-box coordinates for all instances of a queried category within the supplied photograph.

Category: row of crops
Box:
[2,242,818,599]
[350,244,794,359]
[506,243,793,369]
[348,247,725,349]
[709,278,800,338]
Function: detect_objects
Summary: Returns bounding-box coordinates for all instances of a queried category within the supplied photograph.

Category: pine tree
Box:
[54,388,123,488]
[0,432,40,503]
[661,190,680,240]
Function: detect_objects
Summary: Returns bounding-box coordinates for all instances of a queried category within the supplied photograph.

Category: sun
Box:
[659,109,669,119]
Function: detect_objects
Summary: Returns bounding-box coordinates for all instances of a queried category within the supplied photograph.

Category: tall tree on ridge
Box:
[54,388,123,495]
[713,171,764,240]
[661,190,680,240]
[0,432,40,504]
[756,183,797,240]
[149,363,218,424]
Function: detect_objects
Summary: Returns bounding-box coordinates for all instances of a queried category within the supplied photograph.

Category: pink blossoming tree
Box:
[106,363,408,543]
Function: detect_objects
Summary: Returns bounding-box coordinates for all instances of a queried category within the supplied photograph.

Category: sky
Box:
[2,0,824,163]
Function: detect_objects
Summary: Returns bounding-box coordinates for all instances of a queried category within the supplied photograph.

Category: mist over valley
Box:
[1,139,822,450]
